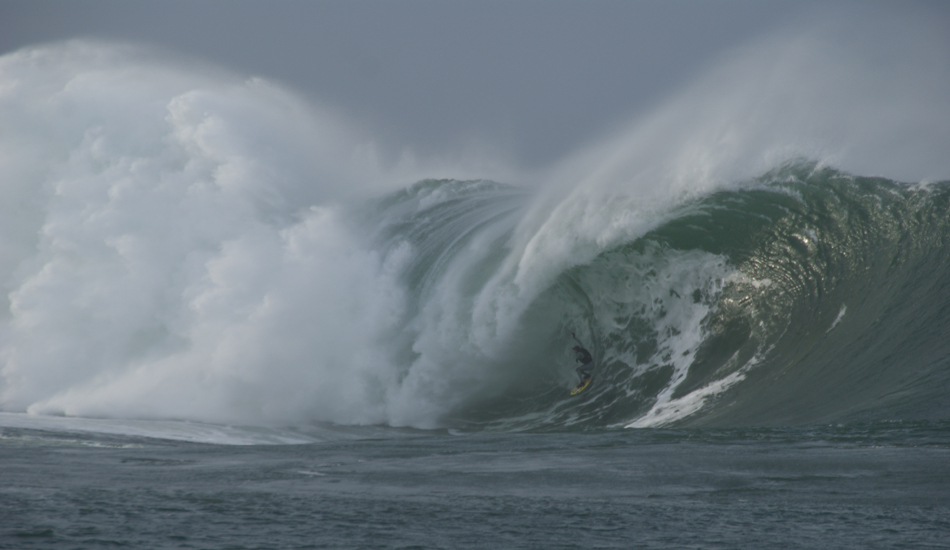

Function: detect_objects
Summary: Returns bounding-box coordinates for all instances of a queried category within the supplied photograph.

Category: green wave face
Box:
[374,164,950,430]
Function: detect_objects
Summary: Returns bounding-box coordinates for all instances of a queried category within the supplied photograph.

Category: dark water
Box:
[3,422,950,549]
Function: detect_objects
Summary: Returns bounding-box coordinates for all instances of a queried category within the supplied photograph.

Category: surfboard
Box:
[570,377,592,395]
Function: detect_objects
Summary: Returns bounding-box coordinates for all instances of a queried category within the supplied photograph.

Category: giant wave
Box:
[2,18,950,433]
[369,168,950,430]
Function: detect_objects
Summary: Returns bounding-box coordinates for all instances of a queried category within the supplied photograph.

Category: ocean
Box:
[2,40,950,548]
[3,419,950,548]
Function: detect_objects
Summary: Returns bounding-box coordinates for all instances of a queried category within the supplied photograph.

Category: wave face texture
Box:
[2,36,950,430]
[376,169,950,430]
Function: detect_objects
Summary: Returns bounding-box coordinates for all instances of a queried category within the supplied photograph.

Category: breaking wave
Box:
[2,15,950,432]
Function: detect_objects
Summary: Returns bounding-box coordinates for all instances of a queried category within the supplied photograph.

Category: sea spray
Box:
[0,42,410,425]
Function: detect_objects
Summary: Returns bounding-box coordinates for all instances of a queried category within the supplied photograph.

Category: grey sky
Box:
[1,1,947,171]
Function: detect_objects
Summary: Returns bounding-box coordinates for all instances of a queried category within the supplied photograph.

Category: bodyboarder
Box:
[571,332,593,384]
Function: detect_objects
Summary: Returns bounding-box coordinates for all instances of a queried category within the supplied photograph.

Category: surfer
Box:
[571,332,593,383]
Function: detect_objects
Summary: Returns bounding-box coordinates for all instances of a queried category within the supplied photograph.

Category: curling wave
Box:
[368,166,950,429]
[2,27,950,431]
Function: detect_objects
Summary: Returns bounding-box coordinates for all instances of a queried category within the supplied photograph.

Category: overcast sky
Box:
[1,1,947,172]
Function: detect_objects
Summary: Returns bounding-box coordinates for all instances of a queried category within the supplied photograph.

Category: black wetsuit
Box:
[572,333,593,381]
[574,347,593,380]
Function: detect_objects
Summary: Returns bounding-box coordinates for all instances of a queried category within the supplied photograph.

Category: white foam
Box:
[827,304,847,332]
[0,42,415,427]
[0,412,317,445]
[624,369,747,428]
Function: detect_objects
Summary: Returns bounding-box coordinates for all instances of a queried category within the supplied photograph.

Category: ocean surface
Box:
[3,40,950,548]
[3,418,950,549]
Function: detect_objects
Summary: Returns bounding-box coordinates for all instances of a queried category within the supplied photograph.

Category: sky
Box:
[1,0,948,175]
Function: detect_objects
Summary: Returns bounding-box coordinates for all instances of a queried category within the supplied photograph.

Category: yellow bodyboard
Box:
[570,377,592,395]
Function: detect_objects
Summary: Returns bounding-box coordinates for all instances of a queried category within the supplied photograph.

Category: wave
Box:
[366,166,950,430]
[2,27,950,432]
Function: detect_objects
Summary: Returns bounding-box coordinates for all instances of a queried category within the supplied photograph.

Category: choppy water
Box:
[3,420,950,549]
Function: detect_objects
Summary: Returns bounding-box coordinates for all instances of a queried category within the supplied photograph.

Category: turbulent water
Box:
[2,24,950,548]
